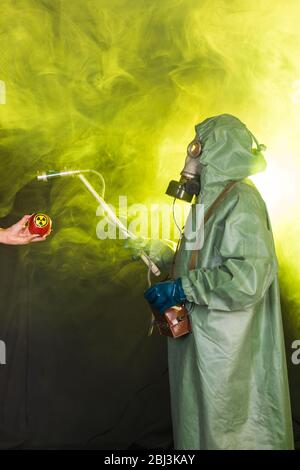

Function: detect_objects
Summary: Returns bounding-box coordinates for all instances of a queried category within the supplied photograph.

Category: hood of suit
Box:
[195,114,267,190]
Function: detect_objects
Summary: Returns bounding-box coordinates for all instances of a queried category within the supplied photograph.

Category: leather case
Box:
[151,304,191,338]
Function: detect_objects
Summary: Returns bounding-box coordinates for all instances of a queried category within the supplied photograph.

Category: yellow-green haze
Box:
[0,0,300,336]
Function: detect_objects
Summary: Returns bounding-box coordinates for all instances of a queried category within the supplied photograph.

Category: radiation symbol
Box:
[34,214,48,228]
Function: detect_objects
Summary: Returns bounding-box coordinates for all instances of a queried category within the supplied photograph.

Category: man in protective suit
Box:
[143,114,294,450]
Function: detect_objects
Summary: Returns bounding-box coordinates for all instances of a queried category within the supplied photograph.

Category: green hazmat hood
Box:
[195,114,267,188]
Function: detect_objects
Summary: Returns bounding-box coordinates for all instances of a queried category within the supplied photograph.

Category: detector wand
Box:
[37,170,161,277]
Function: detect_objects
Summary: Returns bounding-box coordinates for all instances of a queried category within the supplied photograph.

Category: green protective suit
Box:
[165,114,294,450]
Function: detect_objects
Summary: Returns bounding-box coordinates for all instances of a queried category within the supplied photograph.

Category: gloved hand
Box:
[144,279,186,315]
[124,237,176,273]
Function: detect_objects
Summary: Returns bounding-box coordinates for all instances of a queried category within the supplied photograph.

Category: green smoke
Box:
[1,1,300,327]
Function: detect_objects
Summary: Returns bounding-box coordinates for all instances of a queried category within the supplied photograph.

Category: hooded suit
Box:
[167,114,294,449]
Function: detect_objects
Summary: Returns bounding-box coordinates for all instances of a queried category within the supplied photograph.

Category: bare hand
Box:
[0,215,48,245]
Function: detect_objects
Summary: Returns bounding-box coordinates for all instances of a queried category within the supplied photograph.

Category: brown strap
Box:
[188,180,236,270]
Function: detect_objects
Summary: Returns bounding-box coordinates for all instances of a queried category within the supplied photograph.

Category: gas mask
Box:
[166,136,202,202]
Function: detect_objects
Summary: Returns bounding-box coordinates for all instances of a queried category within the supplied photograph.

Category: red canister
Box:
[27,213,52,237]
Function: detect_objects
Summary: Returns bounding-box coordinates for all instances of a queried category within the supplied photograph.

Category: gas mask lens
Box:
[187,140,202,158]
[166,137,202,203]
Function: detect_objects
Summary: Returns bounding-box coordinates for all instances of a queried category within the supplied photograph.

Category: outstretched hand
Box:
[0,215,48,245]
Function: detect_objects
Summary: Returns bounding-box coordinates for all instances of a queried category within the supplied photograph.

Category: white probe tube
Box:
[78,174,161,277]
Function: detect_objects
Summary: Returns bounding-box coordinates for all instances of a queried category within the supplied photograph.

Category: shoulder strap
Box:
[188,180,236,270]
